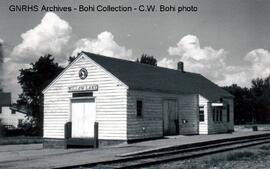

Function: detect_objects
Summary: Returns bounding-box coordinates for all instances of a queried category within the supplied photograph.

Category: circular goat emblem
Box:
[79,68,88,80]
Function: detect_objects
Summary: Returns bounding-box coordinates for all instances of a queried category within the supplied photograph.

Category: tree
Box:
[250,76,270,123]
[223,75,270,124]
[136,54,157,66]
[223,84,254,124]
[68,56,76,64]
[17,54,64,135]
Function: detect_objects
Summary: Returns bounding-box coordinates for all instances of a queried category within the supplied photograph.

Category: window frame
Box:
[212,107,215,122]
[227,104,230,122]
[136,99,143,117]
[219,108,222,122]
[199,105,205,122]
[212,106,223,123]
[216,108,219,122]
[18,119,23,127]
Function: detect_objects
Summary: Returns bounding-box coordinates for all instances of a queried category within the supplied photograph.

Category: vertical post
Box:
[94,122,99,148]
[64,122,72,139]
[64,122,72,149]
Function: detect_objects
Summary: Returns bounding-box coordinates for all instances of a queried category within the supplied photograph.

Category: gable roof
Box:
[10,104,32,115]
[83,52,233,101]
[0,92,11,106]
[43,54,85,93]
[42,53,128,93]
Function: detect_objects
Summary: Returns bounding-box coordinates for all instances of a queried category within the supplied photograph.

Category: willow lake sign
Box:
[68,84,98,92]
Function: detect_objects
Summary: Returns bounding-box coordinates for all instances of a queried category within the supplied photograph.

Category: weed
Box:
[259,145,270,150]
[226,151,256,161]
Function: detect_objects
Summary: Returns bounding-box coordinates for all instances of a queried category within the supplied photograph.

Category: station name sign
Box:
[68,84,98,92]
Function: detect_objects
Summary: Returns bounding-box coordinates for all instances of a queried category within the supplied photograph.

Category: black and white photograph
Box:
[0,0,270,168]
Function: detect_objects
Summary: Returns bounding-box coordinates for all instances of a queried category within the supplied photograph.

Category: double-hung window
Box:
[199,106,205,122]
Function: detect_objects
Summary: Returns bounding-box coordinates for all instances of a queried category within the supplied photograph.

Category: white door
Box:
[71,100,96,138]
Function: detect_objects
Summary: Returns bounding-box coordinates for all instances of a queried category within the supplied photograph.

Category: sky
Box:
[0,0,270,101]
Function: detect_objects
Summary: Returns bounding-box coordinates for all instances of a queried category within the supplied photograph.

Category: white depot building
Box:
[43,52,234,148]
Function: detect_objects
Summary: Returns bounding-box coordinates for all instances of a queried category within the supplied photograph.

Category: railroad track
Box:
[56,134,270,169]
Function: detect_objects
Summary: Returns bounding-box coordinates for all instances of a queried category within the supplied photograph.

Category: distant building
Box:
[43,52,234,148]
[0,92,31,129]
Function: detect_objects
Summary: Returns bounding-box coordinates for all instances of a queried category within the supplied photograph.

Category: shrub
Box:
[0,120,40,137]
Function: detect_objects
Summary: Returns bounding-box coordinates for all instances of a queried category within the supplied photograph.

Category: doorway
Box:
[71,98,96,138]
[163,99,178,135]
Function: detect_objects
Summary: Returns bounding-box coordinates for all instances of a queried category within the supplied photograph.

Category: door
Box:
[71,99,96,138]
[163,100,178,135]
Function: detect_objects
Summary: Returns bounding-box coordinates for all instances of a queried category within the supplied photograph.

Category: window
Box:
[136,100,143,117]
[215,108,219,122]
[11,109,16,114]
[219,109,222,122]
[199,106,204,122]
[18,119,23,127]
[212,107,223,122]
[212,107,215,122]
[227,104,230,122]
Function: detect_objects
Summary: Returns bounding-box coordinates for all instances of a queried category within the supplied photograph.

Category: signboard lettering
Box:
[68,84,98,92]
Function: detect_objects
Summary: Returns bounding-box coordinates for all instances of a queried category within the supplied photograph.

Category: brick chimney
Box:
[177,61,184,72]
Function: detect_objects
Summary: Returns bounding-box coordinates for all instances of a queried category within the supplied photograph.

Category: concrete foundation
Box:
[43,138,125,149]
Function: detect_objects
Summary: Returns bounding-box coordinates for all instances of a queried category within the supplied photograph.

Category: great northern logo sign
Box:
[79,68,88,80]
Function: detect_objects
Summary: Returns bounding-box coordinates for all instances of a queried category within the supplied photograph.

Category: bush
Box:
[4,129,24,136]
[0,122,6,137]
[0,120,41,137]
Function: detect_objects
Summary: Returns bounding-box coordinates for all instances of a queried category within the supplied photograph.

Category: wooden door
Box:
[163,100,178,135]
[71,99,96,138]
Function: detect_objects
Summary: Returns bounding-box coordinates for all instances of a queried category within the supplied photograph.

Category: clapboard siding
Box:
[178,94,199,135]
[43,55,128,140]
[127,90,199,140]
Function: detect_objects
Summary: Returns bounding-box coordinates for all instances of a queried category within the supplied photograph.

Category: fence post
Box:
[94,122,99,148]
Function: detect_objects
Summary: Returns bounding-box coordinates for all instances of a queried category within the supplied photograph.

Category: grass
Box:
[198,151,257,168]
[148,144,270,169]
[259,145,270,150]
[226,151,256,161]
